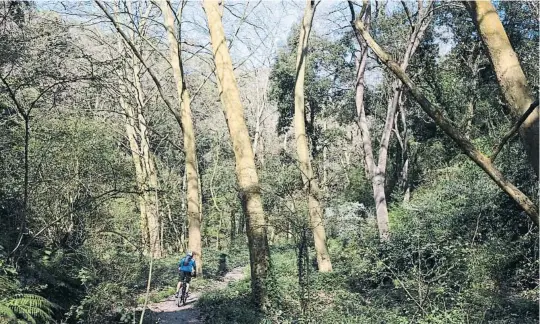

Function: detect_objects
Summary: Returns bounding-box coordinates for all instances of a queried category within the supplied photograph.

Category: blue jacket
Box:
[178,256,196,273]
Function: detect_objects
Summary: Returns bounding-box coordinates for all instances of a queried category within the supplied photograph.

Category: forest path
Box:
[143,267,246,323]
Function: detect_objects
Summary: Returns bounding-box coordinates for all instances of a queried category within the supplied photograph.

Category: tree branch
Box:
[0,73,26,120]
[94,0,183,130]
[401,0,414,30]
[491,99,539,162]
[353,19,539,224]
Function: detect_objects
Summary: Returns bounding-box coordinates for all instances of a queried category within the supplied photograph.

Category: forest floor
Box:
[142,267,246,324]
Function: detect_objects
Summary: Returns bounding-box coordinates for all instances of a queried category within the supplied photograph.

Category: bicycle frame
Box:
[176,275,188,306]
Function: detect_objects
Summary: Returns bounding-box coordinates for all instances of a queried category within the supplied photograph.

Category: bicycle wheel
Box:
[176,289,181,307]
[181,283,187,306]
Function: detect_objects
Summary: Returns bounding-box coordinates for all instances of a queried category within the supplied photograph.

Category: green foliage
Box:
[1,2,538,324]
[198,150,538,323]
[341,166,372,206]
[269,25,355,137]
[0,255,56,324]
[0,294,55,324]
[198,279,263,324]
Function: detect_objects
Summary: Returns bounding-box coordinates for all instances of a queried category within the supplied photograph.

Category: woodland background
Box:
[0,0,538,323]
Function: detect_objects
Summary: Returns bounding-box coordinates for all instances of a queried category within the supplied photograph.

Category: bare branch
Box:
[491,99,539,162]
[401,0,414,30]
[353,19,539,224]
[94,0,182,129]
[0,73,26,120]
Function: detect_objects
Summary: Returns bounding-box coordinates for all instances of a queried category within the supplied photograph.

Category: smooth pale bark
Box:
[140,116,161,259]
[132,60,162,259]
[203,0,270,310]
[354,19,539,225]
[350,0,391,240]
[322,123,328,187]
[97,0,199,258]
[350,0,432,240]
[355,47,374,178]
[120,86,160,258]
[160,0,202,276]
[114,9,161,257]
[394,93,410,202]
[120,96,149,250]
[165,199,182,251]
[251,73,267,160]
[398,74,412,202]
[294,0,332,272]
[464,0,538,176]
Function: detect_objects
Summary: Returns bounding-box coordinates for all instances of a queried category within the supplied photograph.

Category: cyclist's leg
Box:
[176,281,181,296]
[184,272,192,295]
[176,272,184,296]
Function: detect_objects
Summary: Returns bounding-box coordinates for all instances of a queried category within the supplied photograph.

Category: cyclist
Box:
[175,251,196,298]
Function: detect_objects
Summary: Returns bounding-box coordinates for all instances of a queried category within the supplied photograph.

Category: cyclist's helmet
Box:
[186,251,193,257]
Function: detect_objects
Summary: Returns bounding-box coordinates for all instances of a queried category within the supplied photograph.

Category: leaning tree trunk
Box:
[160,0,202,276]
[349,0,432,241]
[294,0,332,272]
[203,0,270,310]
[353,18,539,225]
[464,0,538,176]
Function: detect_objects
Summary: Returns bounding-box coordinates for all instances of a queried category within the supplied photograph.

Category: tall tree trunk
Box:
[463,99,475,139]
[133,54,162,259]
[252,78,265,160]
[120,95,149,251]
[160,0,202,275]
[141,145,161,258]
[464,0,538,176]
[165,199,182,251]
[349,0,432,240]
[101,0,166,258]
[293,0,332,272]
[353,18,539,225]
[396,94,411,202]
[350,1,391,241]
[114,13,159,256]
[374,81,401,240]
[322,122,328,189]
[203,0,270,310]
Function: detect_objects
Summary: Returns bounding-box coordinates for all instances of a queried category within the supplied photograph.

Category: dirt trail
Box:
[143,267,245,323]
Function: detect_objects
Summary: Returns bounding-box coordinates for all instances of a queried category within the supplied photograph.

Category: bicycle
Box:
[176,276,188,307]
[176,272,194,306]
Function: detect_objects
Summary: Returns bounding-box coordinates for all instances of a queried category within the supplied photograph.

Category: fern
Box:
[0,294,55,324]
[0,302,17,320]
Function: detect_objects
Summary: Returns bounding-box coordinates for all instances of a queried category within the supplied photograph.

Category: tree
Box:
[113,1,163,259]
[158,0,202,275]
[464,0,538,177]
[352,17,538,225]
[348,0,432,240]
[293,0,332,272]
[0,4,95,259]
[202,0,270,310]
